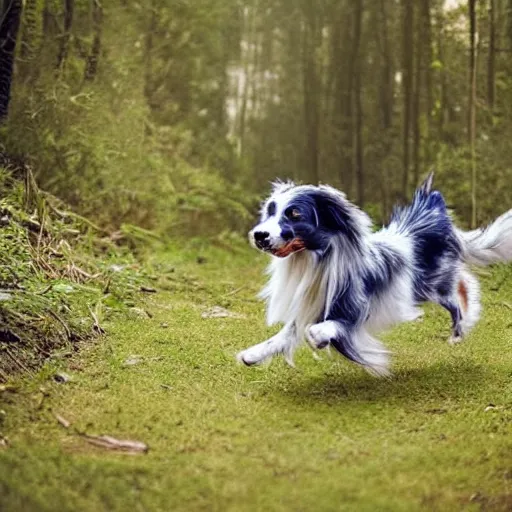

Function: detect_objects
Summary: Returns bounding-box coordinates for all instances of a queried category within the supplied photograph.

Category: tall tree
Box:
[301,0,322,183]
[375,0,394,216]
[56,0,74,70]
[353,0,364,205]
[421,0,433,161]
[412,2,423,187]
[468,0,478,227]
[402,0,414,198]
[487,0,496,110]
[0,0,22,121]
[84,0,103,81]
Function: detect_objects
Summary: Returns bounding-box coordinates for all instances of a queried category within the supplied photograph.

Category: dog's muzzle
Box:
[253,230,271,250]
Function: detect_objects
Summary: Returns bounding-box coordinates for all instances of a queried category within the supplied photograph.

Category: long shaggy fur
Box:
[237,174,512,376]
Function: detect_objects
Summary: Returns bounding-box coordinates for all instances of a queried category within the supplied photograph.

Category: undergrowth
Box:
[0,158,153,381]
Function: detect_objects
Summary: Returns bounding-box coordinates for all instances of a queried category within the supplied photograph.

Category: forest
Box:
[1,2,512,511]
[1,0,511,233]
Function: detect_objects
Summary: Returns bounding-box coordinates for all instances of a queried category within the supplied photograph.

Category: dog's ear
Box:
[313,190,363,246]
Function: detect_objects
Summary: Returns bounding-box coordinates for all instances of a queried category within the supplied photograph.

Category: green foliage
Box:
[0,165,149,380]
[4,0,252,238]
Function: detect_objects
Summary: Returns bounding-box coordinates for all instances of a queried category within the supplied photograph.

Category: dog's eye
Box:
[288,208,301,220]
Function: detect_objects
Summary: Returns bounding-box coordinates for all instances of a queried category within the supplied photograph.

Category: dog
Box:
[236,173,512,375]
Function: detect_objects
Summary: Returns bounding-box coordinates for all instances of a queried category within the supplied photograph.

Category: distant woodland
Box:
[1,0,511,232]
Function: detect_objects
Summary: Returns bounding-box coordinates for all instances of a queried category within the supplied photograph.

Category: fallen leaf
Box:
[160,384,173,390]
[160,322,169,328]
[484,404,500,412]
[201,306,245,319]
[55,414,71,428]
[0,292,12,301]
[83,434,148,453]
[0,436,8,448]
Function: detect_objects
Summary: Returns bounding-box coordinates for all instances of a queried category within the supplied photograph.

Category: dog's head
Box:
[249,181,371,258]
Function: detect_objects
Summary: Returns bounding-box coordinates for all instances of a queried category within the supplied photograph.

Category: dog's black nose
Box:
[254,231,270,242]
[253,231,270,248]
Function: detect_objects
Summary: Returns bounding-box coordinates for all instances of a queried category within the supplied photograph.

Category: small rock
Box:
[160,322,169,328]
[201,306,245,319]
[0,292,12,301]
[109,264,125,273]
[52,283,74,294]
[129,307,151,319]
[123,355,143,367]
[54,372,72,383]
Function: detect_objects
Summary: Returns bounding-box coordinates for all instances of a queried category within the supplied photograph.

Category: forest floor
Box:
[1,245,512,512]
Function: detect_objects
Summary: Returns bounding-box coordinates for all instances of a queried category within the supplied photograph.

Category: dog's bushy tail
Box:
[457,209,512,266]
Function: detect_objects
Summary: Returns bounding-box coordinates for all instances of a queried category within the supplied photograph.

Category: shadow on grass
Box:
[276,361,489,405]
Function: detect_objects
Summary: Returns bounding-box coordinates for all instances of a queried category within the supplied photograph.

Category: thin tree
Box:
[56,0,74,70]
[412,2,423,188]
[401,0,414,198]
[487,0,495,110]
[301,0,321,183]
[468,0,478,228]
[84,0,103,81]
[353,0,364,206]
[0,0,22,121]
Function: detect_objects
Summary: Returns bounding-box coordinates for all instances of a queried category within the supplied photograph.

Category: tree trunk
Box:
[507,0,512,49]
[337,4,356,195]
[0,0,22,121]
[84,0,103,81]
[421,0,432,162]
[487,0,495,111]
[353,0,364,206]
[402,0,414,198]
[412,2,423,188]
[56,0,74,71]
[376,0,394,218]
[143,2,157,111]
[301,0,321,184]
[468,0,478,228]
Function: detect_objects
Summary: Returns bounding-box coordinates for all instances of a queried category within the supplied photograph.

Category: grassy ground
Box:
[1,244,512,511]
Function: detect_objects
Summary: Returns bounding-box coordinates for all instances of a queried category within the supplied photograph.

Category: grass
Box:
[1,244,512,511]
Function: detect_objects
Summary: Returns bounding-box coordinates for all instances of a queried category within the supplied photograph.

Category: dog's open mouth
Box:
[271,238,306,258]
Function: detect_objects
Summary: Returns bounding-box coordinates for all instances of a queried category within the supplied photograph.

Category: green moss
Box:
[1,247,512,511]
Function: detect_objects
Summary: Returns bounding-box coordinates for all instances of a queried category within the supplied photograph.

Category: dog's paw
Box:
[448,335,464,345]
[236,346,266,366]
[306,321,338,350]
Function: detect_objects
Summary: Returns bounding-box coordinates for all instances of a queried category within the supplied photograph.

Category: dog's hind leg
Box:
[438,298,463,344]
[437,268,481,344]
[237,322,299,367]
[458,268,481,337]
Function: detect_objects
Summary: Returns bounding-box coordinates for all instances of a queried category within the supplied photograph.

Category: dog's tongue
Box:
[273,239,306,258]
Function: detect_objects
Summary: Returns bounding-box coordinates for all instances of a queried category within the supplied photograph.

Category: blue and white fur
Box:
[237,174,512,376]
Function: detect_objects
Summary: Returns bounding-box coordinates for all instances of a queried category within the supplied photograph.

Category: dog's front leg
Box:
[237,322,298,367]
[306,320,390,376]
